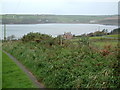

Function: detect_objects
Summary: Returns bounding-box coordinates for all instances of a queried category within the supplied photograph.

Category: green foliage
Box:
[110,28,120,34]
[78,36,90,46]
[21,32,53,42]
[2,33,120,88]
[76,28,119,38]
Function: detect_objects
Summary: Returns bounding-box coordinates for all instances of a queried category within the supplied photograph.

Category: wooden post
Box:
[4,24,6,40]
[60,37,62,46]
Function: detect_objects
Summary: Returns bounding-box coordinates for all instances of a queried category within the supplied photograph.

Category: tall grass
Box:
[2,33,120,88]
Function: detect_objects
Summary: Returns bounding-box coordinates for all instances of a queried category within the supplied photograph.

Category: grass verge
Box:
[0,49,2,89]
[2,52,36,88]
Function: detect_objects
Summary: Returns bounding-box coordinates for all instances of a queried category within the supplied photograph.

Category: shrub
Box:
[21,32,53,42]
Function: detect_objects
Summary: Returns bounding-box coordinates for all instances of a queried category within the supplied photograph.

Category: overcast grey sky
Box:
[1,0,119,15]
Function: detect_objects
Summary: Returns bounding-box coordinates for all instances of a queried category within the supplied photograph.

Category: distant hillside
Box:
[1,14,118,25]
[95,16,118,25]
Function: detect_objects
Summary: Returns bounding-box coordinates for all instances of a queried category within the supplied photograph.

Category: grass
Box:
[89,34,120,40]
[89,36,103,40]
[72,36,110,41]
[3,40,119,88]
[2,52,36,88]
[0,47,2,89]
[71,36,118,48]
[106,34,120,38]
[92,41,118,48]
[71,35,119,43]
[2,33,119,88]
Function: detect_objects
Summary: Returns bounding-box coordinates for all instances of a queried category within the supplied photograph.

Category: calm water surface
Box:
[1,24,118,39]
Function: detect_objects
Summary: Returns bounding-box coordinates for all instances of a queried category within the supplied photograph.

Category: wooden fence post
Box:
[4,24,6,40]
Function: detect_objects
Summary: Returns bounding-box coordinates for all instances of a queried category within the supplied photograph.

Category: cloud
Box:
[2,0,119,3]
[1,0,118,15]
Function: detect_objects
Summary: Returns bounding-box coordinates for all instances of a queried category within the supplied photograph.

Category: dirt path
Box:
[3,50,45,89]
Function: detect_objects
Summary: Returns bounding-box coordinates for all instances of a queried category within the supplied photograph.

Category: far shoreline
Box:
[1,23,118,26]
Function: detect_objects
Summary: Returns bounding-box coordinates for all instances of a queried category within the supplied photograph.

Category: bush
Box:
[78,36,90,47]
[21,32,53,42]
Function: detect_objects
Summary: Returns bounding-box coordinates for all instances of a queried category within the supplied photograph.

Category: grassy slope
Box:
[2,40,118,88]
[2,52,36,88]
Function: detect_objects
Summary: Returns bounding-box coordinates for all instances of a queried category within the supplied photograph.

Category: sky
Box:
[1,0,119,15]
